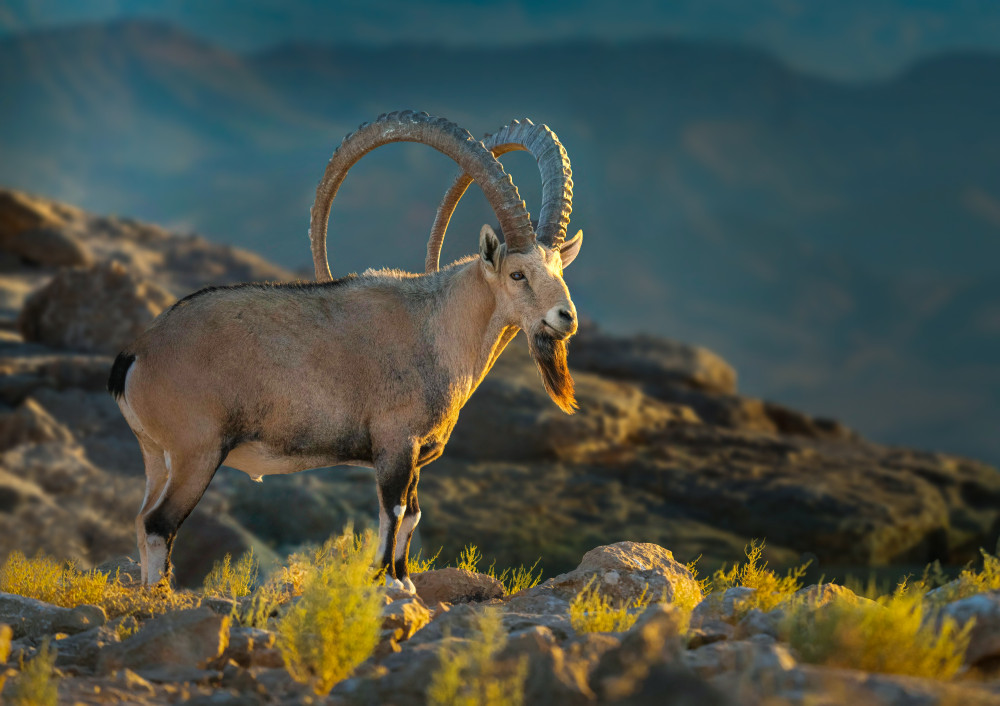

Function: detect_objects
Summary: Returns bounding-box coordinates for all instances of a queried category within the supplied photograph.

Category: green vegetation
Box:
[569,577,650,633]
[711,540,809,615]
[427,608,527,706]
[276,526,384,695]
[492,558,544,596]
[671,558,709,632]
[202,548,259,599]
[410,546,443,574]
[783,580,973,680]
[0,624,11,695]
[0,551,110,608]
[7,639,58,706]
[455,544,483,573]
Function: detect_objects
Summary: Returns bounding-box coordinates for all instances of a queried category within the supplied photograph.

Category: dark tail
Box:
[108,352,136,400]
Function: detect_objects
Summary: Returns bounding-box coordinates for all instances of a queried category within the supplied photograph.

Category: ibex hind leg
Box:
[375,447,417,591]
[139,447,221,585]
[134,435,170,584]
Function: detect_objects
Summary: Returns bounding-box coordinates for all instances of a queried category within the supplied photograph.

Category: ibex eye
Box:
[510,272,525,281]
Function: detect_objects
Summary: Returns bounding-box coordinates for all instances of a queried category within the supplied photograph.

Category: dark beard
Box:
[529,332,577,414]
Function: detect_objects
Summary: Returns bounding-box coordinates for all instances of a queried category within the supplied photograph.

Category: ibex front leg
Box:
[375,445,418,592]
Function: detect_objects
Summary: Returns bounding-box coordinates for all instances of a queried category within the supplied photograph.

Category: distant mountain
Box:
[1,20,999,464]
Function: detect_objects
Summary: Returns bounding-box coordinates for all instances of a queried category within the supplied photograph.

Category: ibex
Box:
[108,111,583,590]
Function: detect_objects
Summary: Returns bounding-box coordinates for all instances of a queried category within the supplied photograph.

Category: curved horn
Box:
[310,110,535,282]
[425,119,573,273]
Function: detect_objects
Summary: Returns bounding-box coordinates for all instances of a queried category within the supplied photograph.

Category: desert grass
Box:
[671,557,709,632]
[925,547,1000,604]
[410,546,444,574]
[0,551,109,608]
[448,544,544,596]
[6,638,58,706]
[711,539,809,615]
[202,548,259,599]
[569,576,651,633]
[782,579,973,680]
[0,624,11,695]
[276,525,384,695]
[427,608,527,706]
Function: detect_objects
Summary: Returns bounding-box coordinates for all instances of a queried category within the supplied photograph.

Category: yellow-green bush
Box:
[7,639,58,706]
[455,544,483,573]
[493,558,543,596]
[202,548,259,599]
[712,540,809,614]
[671,558,709,632]
[0,624,11,695]
[277,526,384,695]
[410,546,443,574]
[569,577,650,633]
[783,580,972,680]
[0,551,109,608]
[427,608,527,706]
[925,548,1000,604]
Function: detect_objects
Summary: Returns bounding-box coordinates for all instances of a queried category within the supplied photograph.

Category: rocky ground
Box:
[1,187,1000,702]
[2,541,1000,705]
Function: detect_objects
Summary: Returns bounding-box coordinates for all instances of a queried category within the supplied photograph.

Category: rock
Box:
[683,637,797,682]
[382,595,431,642]
[93,556,143,587]
[939,590,1000,665]
[97,607,230,675]
[447,343,698,462]
[499,625,595,705]
[591,603,685,701]
[733,608,782,640]
[18,261,174,354]
[0,593,104,639]
[687,618,735,648]
[0,397,74,451]
[569,322,738,396]
[411,568,504,604]
[690,587,757,628]
[793,583,868,608]
[605,664,733,706]
[53,625,120,671]
[0,190,91,267]
[538,542,701,607]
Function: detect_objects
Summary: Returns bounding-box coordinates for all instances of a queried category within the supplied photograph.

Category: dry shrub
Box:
[0,551,108,607]
[427,608,527,706]
[569,576,650,633]
[783,580,972,680]
[276,526,383,695]
[202,548,259,599]
[711,539,809,615]
[7,638,58,706]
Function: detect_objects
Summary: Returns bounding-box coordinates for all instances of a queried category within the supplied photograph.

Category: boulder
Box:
[569,323,738,396]
[939,590,1000,665]
[411,568,504,605]
[0,593,105,639]
[53,624,120,671]
[0,397,74,451]
[499,625,594,705]
[219,626,283,669]
[18,261,174,354]
[97,606,230,675]
[590,603,686,701]
[0,190,92,267]
[382,595,432,642]
[683,637,797,682]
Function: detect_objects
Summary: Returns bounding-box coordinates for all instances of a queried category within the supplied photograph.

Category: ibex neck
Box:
[431,260,517,403]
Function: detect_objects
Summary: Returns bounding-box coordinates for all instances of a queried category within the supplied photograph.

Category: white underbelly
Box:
[222,441,372,480]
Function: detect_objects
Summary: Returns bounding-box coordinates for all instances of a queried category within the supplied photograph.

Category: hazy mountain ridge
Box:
[1,19,998,464]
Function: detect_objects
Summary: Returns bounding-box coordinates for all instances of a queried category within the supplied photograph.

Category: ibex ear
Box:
[559,230,583,268]
[479,224,501,271]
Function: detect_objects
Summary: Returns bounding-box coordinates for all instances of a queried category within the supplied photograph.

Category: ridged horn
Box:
[425,118,573,273]
[309,110,535,281]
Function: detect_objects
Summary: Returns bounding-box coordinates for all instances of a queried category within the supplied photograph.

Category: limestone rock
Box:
[0,397,74,452]
[53,625,120,671]
[499,625,595,705]
[0,593,104,639]
[382,595,431,642]
[939,590,1000,665]
[411,568,504,605]
[591,603,686,701]
[683,637,797,682]
[690,587,757,628]
[18,261,174,354]
[0,190,92,267]
[97,607,230,675]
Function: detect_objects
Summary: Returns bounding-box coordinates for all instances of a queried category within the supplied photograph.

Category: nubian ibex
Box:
[109,111,583,590]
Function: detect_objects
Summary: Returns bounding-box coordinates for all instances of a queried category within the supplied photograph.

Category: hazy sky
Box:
[2,0,999,81]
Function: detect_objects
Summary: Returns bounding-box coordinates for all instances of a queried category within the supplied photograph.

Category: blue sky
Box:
[2,0,999,80]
